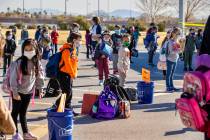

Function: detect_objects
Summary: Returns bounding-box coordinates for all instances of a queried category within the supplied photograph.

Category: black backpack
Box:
[44,79,61,97]
[124,88,138,101]
[104,75,120,87]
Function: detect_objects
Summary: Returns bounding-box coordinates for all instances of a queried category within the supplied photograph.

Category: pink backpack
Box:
[176,54,210,132]
[2,62,22,94]
[176,94,208,132]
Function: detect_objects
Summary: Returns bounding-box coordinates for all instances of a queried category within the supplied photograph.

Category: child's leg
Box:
[55,43,58,53]
[119,70,126,87]
[103,58,110,80]
[3,56,8,74]
[11,97,22,133]
[19,93,31,133]
[112,54,118,74]
[98,58,104,80]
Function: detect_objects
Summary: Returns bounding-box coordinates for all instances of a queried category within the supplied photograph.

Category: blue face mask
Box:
[115,30,121,35]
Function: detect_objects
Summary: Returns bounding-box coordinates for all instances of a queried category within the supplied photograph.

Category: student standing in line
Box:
[51,26,59,54]
[11,39,44,140]
[3,31,17,76]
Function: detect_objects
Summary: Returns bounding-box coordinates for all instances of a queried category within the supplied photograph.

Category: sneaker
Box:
[12,133,23,140]
[166,88,173,93]
[99,80,103,86]
[23,132,37,140]
[171,87,180,92]
[189,68,193,71]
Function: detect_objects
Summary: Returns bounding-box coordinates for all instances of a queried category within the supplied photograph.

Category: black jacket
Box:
[3,39,17,56]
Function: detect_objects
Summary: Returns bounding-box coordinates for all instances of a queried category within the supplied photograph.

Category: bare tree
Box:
[171,0,209,22]
[137,0,170,23]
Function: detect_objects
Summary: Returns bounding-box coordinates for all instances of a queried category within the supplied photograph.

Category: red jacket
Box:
[51,31,59,44]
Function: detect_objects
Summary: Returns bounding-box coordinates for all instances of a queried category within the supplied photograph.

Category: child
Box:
[118,34,131,87]
[11,39,44,140]
[85,29,92,59]
[38,29,51,72]
[54,32,81,116]
[95,31,112,86]
[21,26,29,41]
[3,31,17,76]
[51,26,59,54]
[133,26,141,49]
[111,25,122,74]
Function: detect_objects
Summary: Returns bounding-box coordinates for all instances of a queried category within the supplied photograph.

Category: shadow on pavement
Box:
[73,84,99,88]
[131,52,185,81]
[77,75,98,78]
[74,115,106,125]
[131,103,175,112]
[28,116,47,122]
[164,128,195,136]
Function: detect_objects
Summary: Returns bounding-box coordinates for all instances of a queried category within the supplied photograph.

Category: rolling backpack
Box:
[46,48,73,78]
[176,54,210,132]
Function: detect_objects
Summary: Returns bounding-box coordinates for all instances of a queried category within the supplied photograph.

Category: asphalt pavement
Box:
[1,44,204,140]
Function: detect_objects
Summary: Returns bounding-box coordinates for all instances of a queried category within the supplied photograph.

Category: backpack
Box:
[46,48,73,78]
[176,93,207,132]
[44,79,61,97]
[91,87,118,119]
[2,61,21,94]
[104,74,120,87]
[176,54,210,132]
[124,88,138,101]
[118,100,131,119]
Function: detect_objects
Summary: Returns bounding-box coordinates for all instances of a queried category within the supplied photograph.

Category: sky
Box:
[0,0,140,15]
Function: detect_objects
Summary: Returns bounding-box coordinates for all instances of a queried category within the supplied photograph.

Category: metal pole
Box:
[23,0,25,13]
[65,0,67,16]
[179,0,185,36]
[40,0,43,14]
[98,0,99,17]
[108,0,110,20]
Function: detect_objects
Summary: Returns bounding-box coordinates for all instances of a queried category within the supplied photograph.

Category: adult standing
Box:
[90,17,102,66]
[165,27,181,92]
[184,28,196,71]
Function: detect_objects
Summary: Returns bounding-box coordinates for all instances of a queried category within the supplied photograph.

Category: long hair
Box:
[199,16,210,55]
[17,39,40,76]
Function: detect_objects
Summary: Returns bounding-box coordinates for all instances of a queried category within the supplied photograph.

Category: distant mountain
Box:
[27,8,141,18]
[110,9,141,18]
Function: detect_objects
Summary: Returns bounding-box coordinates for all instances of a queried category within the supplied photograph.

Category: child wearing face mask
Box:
[3,31,17,76]
[95,31,112,86]
[54,32,81,116]
[111,25,122,74]
[118,34,131,87]
[10,39,44,140]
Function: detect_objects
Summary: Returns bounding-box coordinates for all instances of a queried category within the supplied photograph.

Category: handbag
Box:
[157,61,167,70]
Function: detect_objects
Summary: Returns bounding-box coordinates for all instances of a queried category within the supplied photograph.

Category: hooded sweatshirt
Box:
[10,59,44,96]
[118,45,130,73]
[59,43,78,79]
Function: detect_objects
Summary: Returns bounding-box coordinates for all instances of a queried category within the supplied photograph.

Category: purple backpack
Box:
[91,87,118,119]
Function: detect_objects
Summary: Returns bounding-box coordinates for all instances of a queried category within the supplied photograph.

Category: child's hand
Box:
[13,94,21,101]
[101,55,106,58]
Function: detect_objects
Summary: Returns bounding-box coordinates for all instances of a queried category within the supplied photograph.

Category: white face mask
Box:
[7,35,13,40]
[24,51,36,60]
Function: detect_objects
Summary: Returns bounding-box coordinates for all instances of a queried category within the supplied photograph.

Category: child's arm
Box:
[10,62,19,98]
